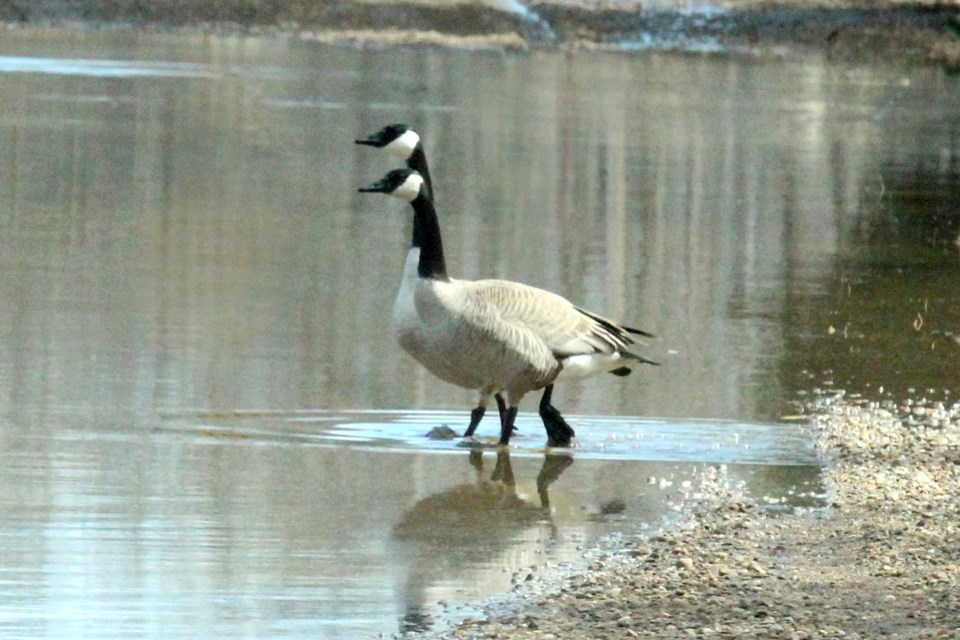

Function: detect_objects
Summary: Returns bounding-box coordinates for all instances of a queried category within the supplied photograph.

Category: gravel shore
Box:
[411,395,960,639]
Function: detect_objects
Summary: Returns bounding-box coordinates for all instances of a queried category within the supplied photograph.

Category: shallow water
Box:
[0,28,958,638]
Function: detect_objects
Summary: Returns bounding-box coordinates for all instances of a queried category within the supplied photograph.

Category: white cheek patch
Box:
[392,173,424,202]
[384,129,420,159]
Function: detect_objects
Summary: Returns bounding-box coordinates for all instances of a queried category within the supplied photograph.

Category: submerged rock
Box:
[425,424,459,440]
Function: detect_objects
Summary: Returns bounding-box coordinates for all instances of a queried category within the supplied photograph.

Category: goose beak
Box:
[358,178,388,193]
[356,129,390,147]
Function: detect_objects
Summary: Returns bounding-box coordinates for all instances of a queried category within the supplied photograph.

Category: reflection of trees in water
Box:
[774,146,960,401]
[779,255,960,400]
[846,95,960,249]
[865,161,960,248]
[391,449,572,633]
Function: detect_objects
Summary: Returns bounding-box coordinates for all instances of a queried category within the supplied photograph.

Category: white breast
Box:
[392,250,478,387]
[391,247,421,342]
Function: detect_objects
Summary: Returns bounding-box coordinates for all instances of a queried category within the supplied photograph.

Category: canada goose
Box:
[354,124,630,440]
[356,124,511,437]
[358,168,657,447]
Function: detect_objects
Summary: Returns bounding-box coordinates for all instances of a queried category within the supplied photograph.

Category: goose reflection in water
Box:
[391,449,573,633]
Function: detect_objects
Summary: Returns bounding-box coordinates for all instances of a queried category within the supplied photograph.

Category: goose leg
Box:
[465,391,515,439]
[539,384,575,447]
[495,393,507,424]
[499,406,519,446]
[463,405,485,438]
[464,389,493,438]
[495,392,519,435]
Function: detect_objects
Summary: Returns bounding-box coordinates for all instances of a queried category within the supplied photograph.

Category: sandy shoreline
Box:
[413,395,960,639]
[2,1,959,67]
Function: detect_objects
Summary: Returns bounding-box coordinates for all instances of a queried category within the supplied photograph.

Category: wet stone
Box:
[425,425,460,440]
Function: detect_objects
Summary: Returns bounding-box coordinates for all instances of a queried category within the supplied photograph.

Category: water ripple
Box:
[0,55,217,78]
[162,409,817,466]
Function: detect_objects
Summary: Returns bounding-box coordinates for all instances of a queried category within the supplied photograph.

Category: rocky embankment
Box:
[1,1,959,68]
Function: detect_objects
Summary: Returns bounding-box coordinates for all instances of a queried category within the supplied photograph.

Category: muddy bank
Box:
[412,395,960,639]
[2,1,960,67]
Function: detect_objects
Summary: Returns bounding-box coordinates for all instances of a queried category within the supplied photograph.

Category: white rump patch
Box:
[384,128,420,160]
[555,353,624,381]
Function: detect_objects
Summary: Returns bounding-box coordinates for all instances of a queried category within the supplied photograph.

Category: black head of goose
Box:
[359,168,658,448]
[355,124,433,201]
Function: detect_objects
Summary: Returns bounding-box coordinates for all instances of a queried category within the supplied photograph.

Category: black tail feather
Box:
[623,350,659,366]
[575,306,655,341]
[622,325,655,339]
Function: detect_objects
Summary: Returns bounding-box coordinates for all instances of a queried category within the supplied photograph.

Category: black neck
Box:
[407,145,433,201]
[410,192,448,281]
[407,142,434,255]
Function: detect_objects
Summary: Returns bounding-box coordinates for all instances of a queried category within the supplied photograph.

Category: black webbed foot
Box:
[538,384,574,447]
[540,402,575,447]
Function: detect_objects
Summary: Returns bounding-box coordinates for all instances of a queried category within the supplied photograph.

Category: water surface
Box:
[0,28,958,638]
